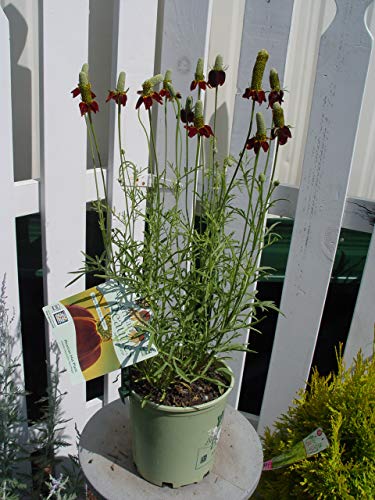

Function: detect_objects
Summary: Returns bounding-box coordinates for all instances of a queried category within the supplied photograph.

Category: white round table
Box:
[79,399,263,499]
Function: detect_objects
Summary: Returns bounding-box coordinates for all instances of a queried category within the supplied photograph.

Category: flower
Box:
[180,96,194,124]
[71,63,93,98]
[159,70,181,101]
[271,103,292,145]
[246,112,269,153]
[106,71,128,106]
[208,55,226,88]
[136,74,163,110]
[185,100,214,138]
[268,68,284,108]
[243,49,269,105]
[73,68,99,116]
[190,58,208,91]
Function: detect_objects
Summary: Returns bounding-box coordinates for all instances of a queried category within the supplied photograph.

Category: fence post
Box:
[0,7,30,477]
[259,0,374,433]
[103,0,160,403]
[39,0,90,450]
[228,0,294,409]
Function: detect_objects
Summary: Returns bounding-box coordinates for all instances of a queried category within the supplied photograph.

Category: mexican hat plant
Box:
[72,50,292,405]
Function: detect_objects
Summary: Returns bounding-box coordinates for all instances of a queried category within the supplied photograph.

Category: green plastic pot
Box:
[129,366,234,488]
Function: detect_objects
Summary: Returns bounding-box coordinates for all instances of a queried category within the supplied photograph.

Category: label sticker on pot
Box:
[43,280,158,384]
[195,411,225,470]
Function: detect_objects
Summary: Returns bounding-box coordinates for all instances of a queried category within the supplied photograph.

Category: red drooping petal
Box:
[277,126,292,145]
[253,142,261,154]
[261,141,269,152]
[190,80,197,91]
[71,87,80,98]
[208,69,226,88]
[79,102,89,116]
[90,101,99,113]
[246,137,256,150]
[106,91,115,102]
[242,88,252,99]
[144,96,153,110]
[198,81,207,91]
[119,93,128,106]
[199,124,214,138]
[152,92,163,105]
[186,126,198,138]
[135,95,144,109]
[268,90,284,108]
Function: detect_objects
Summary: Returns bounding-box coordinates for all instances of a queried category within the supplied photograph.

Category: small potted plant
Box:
[72,49,291,487]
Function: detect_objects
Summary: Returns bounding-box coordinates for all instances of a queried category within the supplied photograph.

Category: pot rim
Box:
[130,363,234,413]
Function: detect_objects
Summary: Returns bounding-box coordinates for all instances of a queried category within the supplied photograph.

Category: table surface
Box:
[79,399,263,500]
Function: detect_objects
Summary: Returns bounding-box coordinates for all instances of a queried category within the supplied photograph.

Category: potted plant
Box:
[72,49,291,487]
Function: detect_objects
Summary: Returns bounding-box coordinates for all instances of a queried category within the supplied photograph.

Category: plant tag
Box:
[262,428,329,471]
[42,280,158,384]
[303,428,329,457]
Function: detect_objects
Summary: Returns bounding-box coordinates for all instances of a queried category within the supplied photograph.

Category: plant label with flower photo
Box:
[42,280,157,384]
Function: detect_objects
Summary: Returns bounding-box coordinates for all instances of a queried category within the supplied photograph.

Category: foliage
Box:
[0,276,29,498]
[73,52,291,400]
[0,275,85,498]
[256,347,375,499]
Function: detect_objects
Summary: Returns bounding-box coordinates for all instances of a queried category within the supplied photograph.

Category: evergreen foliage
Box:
[256,347,375,499]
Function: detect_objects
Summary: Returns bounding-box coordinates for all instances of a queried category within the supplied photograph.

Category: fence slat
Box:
[228,0,294,409]
[259,0,374,433]
[39,0,91,447]
[344,226,375,363]
[0,7,30,476]
[103,0,159,403]
[154,0,213,222]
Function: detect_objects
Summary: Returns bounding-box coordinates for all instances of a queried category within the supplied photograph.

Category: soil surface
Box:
[130,369,229,407]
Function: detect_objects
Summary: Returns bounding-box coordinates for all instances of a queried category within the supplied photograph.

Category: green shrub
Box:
[256,347,375,499]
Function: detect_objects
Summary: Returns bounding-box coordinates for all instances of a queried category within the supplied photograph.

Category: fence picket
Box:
[39,0,91,447]
[0,7,30,476]
[154,0,213,223]
[103,0,159,403]
[228,0,294,408]
[259,0,374,433]
[344,226,375,364]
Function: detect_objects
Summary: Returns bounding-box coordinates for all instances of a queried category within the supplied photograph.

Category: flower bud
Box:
[269,68,280,91]
[148,74,163,87]
[273,179,280,187]
[256,112,266,138]
[259,173,266,183]
[164,69,172,83]
[79,71,92,103]
[79,71,89,87]
[116,72,126,92]
[250,49,269,90]
[213,54,224,71]
[195,58,204,80]
[185,96,193,113]
[194,99,204,128]
[165,82,176,98]
[272,103,285,128]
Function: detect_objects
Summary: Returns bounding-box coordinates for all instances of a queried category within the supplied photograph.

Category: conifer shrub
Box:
[256,347,375,499]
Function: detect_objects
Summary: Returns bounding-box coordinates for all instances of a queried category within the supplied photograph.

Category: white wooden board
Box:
[0,7,30,476]
[228,0,294,409]
[39,0,91,448]
[259,0,374,433]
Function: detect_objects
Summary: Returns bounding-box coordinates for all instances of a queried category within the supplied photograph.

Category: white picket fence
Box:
[1,0,375,466]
